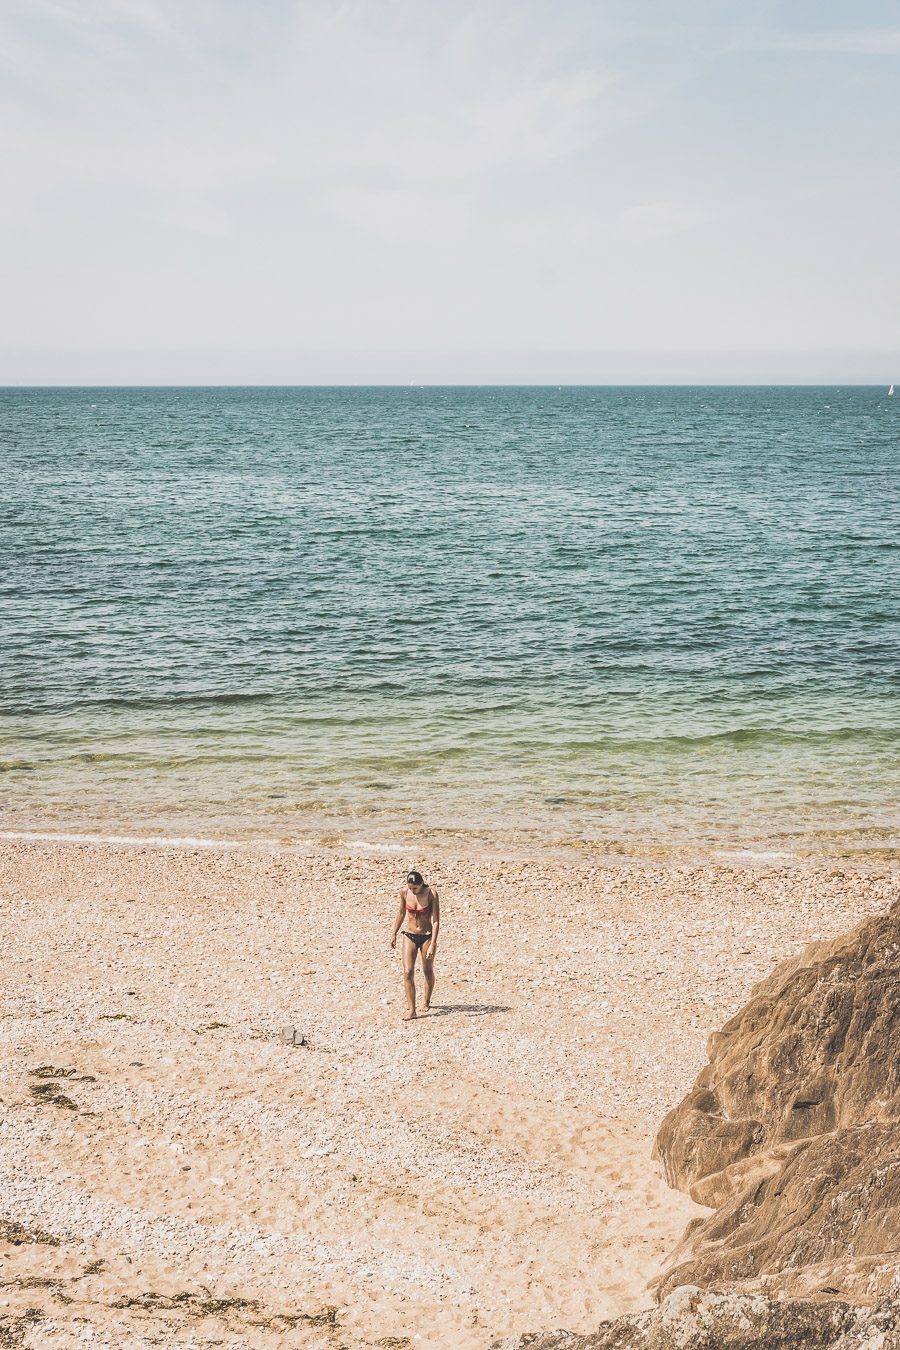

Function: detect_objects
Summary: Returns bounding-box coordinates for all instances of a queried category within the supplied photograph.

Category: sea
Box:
[1,385,898,861]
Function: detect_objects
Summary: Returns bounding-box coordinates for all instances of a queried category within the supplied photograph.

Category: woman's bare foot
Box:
[403,1010,417,1021]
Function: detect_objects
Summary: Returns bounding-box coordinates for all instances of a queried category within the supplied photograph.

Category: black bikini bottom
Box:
[403,930,432,951]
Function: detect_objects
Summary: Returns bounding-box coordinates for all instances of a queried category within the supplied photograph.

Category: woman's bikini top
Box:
[405,888,432,920]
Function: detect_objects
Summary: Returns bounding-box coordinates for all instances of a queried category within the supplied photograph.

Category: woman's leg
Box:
[421,946,435,1011]
[402,936,418,1020]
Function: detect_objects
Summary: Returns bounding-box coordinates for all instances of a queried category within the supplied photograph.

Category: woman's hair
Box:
[406,870,424,887]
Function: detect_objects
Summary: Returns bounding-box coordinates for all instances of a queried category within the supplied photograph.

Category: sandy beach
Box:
[0,841,896,1350]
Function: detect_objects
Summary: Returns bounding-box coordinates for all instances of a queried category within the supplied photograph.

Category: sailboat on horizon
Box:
[890,384,895,395]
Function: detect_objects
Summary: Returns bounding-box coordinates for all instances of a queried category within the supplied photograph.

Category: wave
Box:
[0,829,433,856]
[0,690,279,716]
[0,829,269,849]
[541,725,900,754]
[343,839,408,851]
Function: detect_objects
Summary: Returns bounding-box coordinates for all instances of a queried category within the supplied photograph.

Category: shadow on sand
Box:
[423,1003,511,1018]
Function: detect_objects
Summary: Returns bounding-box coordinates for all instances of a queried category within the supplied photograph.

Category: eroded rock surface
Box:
[490,1286,900,1350]
[652,899,900,1301]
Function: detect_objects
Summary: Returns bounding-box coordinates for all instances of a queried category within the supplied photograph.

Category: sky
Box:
[1,0,898,384]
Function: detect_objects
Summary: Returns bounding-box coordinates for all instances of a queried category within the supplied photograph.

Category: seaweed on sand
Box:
[112,1292,261,1316]
[28,1082,78,1110]
[28,1066,82,1110]
[111,1291,340,1329]
[0,1277,60,1290]
[253,1305,340,1330]
[0,1219,60,1247]
[0,1308,43,1348]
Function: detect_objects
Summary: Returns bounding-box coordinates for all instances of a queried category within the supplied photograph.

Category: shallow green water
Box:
[2,385,898,858]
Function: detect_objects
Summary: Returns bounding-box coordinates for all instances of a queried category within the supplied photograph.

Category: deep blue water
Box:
[1,385,898,857]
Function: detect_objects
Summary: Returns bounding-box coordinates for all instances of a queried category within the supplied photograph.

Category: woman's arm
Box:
[390,890,406,949]
[426,890,440,960]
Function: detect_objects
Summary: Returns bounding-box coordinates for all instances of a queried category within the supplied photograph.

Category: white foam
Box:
[344,839,407,851]
[0,829,256,849]
[717,848,793,860]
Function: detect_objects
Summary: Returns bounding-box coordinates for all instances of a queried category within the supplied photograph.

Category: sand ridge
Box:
[0,842,895,1349]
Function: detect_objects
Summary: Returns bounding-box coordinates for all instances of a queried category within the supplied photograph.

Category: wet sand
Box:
[0,841,895,1349]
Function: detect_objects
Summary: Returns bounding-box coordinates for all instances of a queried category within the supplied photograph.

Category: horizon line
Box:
[0,380,896,390]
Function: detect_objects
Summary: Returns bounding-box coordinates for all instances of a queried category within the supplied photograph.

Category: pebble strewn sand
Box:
[0,841,896,1349]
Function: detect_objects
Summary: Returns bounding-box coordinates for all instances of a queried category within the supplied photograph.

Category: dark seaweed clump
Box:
[0,1308,43,1348]
[0,1218,59,1247]
[28,1066,93,1111]
[113,1291,260,1315]
[112,1290,339,1328]
[28,1082,78,1110]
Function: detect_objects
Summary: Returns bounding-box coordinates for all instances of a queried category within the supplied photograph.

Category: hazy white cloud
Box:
[0,0,898,380]
[615,201,710,241]
[328,186,471,244]
[754,28,900,56]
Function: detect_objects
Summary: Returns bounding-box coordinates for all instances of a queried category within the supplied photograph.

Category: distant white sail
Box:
[890,384,895,395]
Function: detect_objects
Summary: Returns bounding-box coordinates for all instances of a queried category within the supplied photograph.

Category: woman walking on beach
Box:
[391,870,440,1020]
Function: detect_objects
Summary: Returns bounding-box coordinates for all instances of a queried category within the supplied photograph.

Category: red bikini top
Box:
[405,889,432,918]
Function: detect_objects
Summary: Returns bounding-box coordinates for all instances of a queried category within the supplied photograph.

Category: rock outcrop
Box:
[652,900,900,1302]
[490,1287,900,1350]
[494,899,900,1349]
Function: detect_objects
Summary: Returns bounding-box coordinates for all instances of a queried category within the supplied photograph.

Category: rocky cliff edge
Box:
[652,900,900,1302]
[494,896,900,1348]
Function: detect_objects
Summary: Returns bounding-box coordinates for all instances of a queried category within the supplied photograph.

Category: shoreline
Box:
[2,825,898,871]
[1,839,897,1348]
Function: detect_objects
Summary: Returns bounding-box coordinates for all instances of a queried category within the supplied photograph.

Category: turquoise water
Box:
[1,385,899,858]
